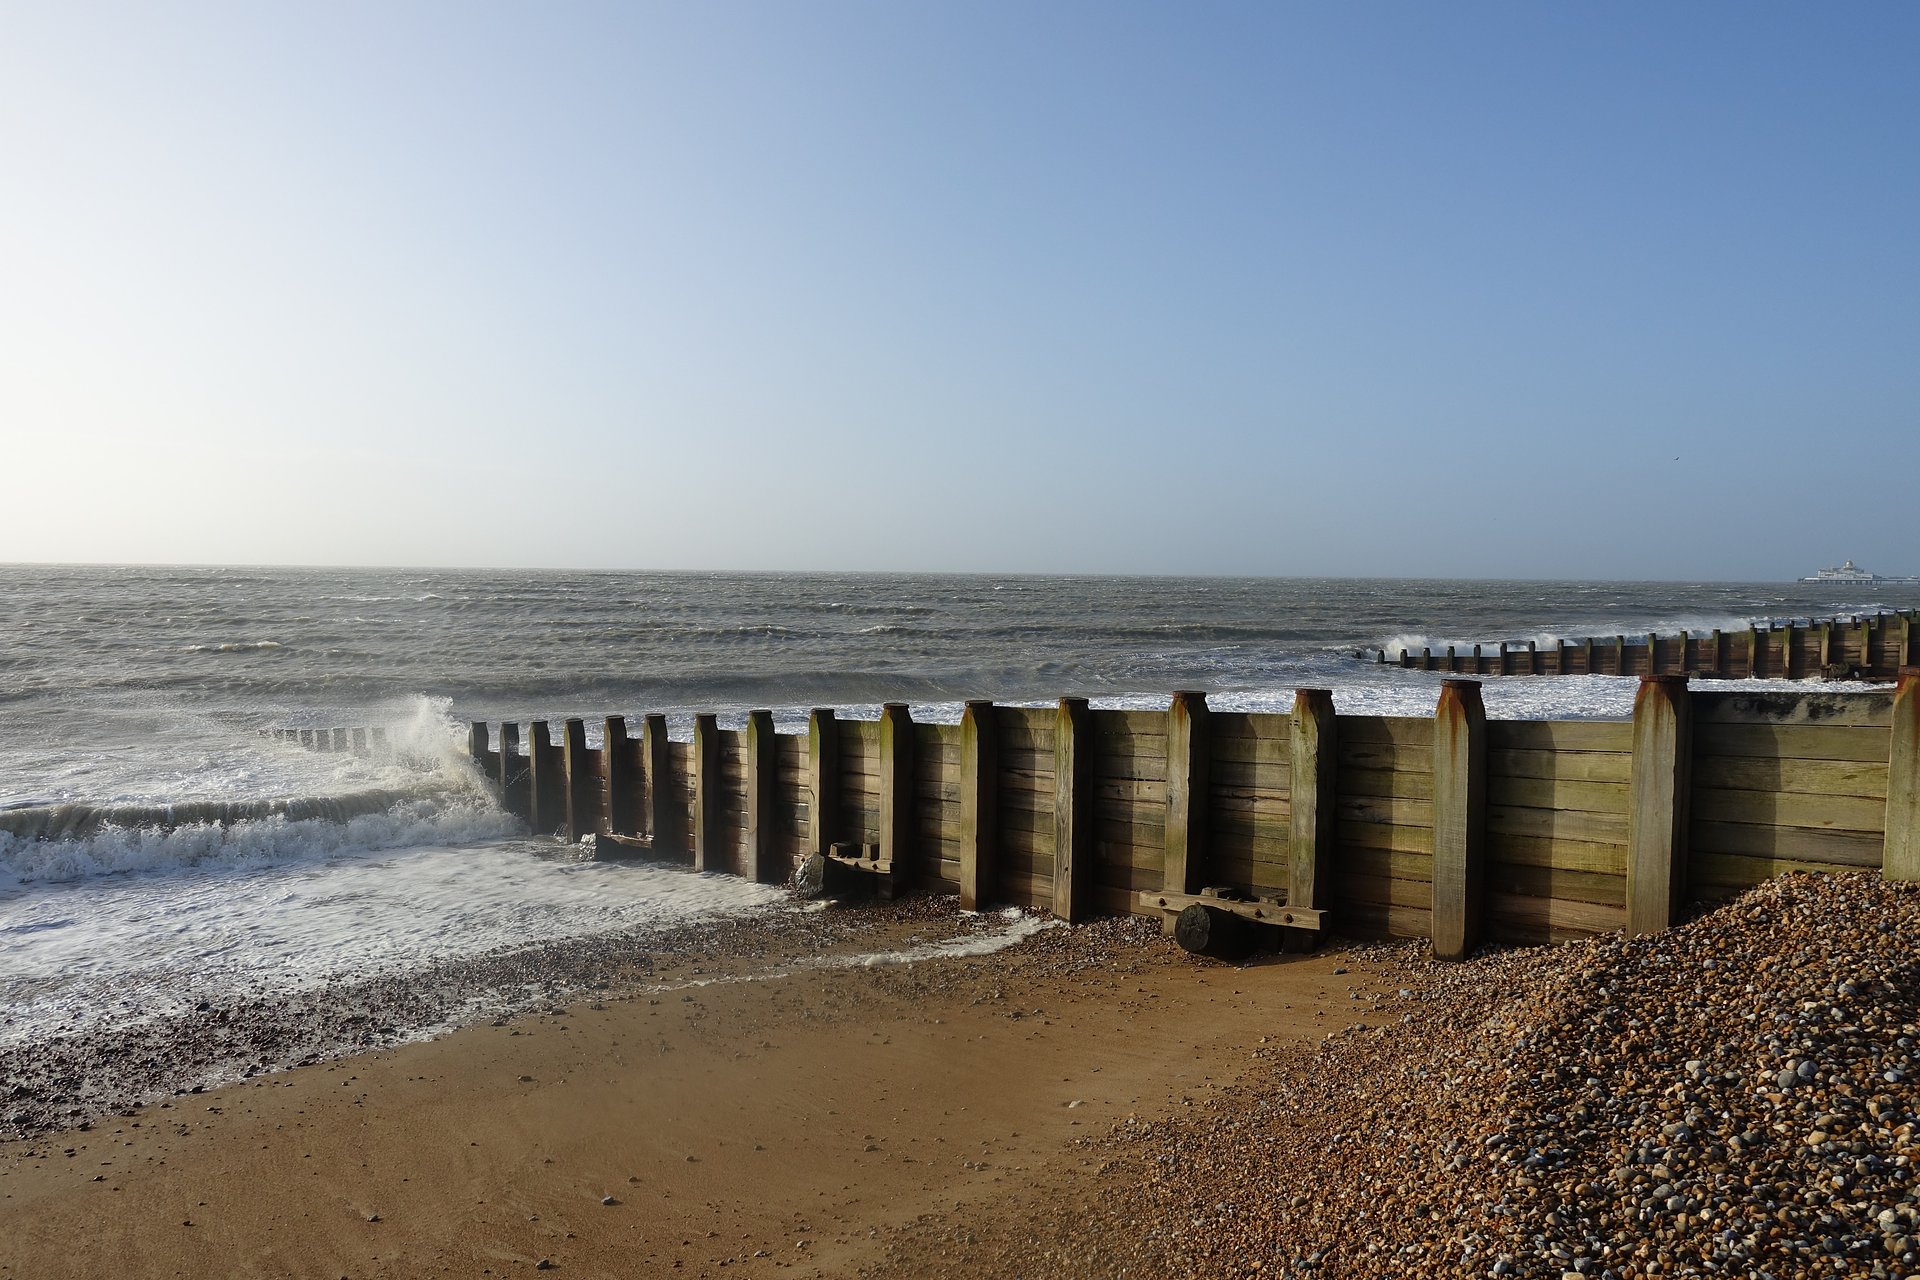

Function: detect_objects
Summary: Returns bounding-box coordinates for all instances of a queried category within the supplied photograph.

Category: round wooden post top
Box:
[1440,677,1480,691]
[1640,673,1691,688]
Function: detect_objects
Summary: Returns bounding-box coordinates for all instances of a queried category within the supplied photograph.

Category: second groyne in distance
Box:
[1385,608,1920,681]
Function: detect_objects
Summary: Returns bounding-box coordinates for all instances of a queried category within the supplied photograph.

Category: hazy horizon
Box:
[4,3,1914,579]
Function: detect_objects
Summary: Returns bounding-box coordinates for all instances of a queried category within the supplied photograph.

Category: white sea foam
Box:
[831,907,1061,967]
[0,841,792,1048]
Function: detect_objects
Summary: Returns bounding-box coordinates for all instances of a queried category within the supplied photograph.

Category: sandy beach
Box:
[0,898,1389,1278]
[6,874,1918,1280]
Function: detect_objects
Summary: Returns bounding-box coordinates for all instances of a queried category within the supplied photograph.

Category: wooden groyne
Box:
[1384,608,1920,680]
[452,671,1920,961]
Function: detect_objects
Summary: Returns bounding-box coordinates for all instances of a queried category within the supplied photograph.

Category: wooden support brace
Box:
[528,721,562,836]
[562,718,594,842]
[957,701,996,910]
[1886,669,1920,882]
[500,722,528,818]
[1430,679,1486,962]
[1162,691,1210,899]
[602,716,634,836]
[1627,675,1692,936]
[1288,688,1336,918]
[641,713,673,854]
[692,714,720,872]
[879,703,915,897]
[745,710,779,883]
[807,709,839,862]
[1052,697,1091,922]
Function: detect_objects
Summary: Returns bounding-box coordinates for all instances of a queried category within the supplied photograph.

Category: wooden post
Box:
[1781,622,1797,678]
[1289,688,1336,914]
[692,714,720,872]
[1613,636,1625,675]
[1644,633,1657,677]
[1430,679,1486,962]
[351,727,369,756]
[958,701,997,910]
[1052,697,1091,922]
[370,726,388,758]
[1473,644,1483,675]
[1580,637,1593,675]
[561,718,592,842]
[468,722,494,785]
[528,721,560,835]
[1496,643,1509,677]
[1905,615,1916,669]
[1162,691,1210,899]
[1678,630,1690,675]
[1860,616,1872,673]
[1819,621,1833,671]
[603,716,634,835]
[1746,627,1760,679]
[879,703,915,891]
[500,722,526,818]
[1627,675,1692,936]
[642,713,672,852]
[1421,647,1433,671]
[1886,669,1920,882]
[744,710,779,883]
[1445,645,1457,672]
[806,709,838,861]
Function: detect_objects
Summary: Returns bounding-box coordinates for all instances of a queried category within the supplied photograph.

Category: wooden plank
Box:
[692,714,721,872]
[1336,741,1432,773]
[1162,691,1208,897]
[1338,716,1434,748]
[1487,802,1630,845]
[1485,892,1623,939]
[1692,690,1891,728]
[1688,818,1882,864]
[1488,747,1632,784]
[1696,722,1890,764]
[878,703,914,892]
[1337,819,1434,855]
[1208,738,1292,769]
[1486,721,1634,753]
[1337,793,1433,827]
[1692,754,1889,799]
[1341,846,1435,883]
[561,719,595,842]
[1483,863,1625,906]
[958,701,995,910]
[1627,676,1691,937]
[1691,787,1886,834]
[808,709,838,859]
[1095,749,1167,782]
[1888,668,1920,881]
[1486,775,1629,815]
[1485,831,1626,874]
[1336,768,1434,799]
[1053,698,1092,922]
[1430,680,1486,961]
[1091,708,1167,735]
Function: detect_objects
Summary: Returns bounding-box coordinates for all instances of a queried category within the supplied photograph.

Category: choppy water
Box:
[1,564,1908,1053]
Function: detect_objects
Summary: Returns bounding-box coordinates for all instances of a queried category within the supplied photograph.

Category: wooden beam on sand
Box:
[957,701,996,910]
[1051,697,1091,923]
[1430,679,1486,962]
[1627,676,1692,936]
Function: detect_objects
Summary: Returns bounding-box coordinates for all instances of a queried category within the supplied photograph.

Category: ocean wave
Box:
[179,640,285,654]
[0,792,520,885]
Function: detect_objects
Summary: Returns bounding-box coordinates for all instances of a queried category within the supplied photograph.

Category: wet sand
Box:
[0,902,1392,1279]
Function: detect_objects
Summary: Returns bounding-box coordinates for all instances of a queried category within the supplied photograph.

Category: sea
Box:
[2,564,1910,1070]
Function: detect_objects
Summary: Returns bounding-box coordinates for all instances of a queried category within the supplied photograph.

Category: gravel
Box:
[875,872,1920,1280]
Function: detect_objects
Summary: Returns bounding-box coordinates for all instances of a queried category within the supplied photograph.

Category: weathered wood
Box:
[691,715,721,872]
[1173,902,1257,961]
[1429,679,1486,962]
[528,721,562,836]
[958,701,996,910]
[562,718,594,842]
[602,716,634,835]
[500,722,528,819]
[1053,697,1092,922]
[1289,688,1336,917]
[1163,691,1210,898]
[1138,890,1325,931]
[641,713,673,854]
[1781,622,1797,678]
[469,722,496,786]
[807,709,838,862]
[1626,676,1692,936]
[1885,668,1920,881]
[878,703,914,896]
[1746,627,1760,679]
[744,710,779,883]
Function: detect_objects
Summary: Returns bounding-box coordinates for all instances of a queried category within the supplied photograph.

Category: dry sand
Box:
[0,900,1393,1279]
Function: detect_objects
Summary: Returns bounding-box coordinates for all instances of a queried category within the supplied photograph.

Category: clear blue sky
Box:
[3,2,1914,578]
